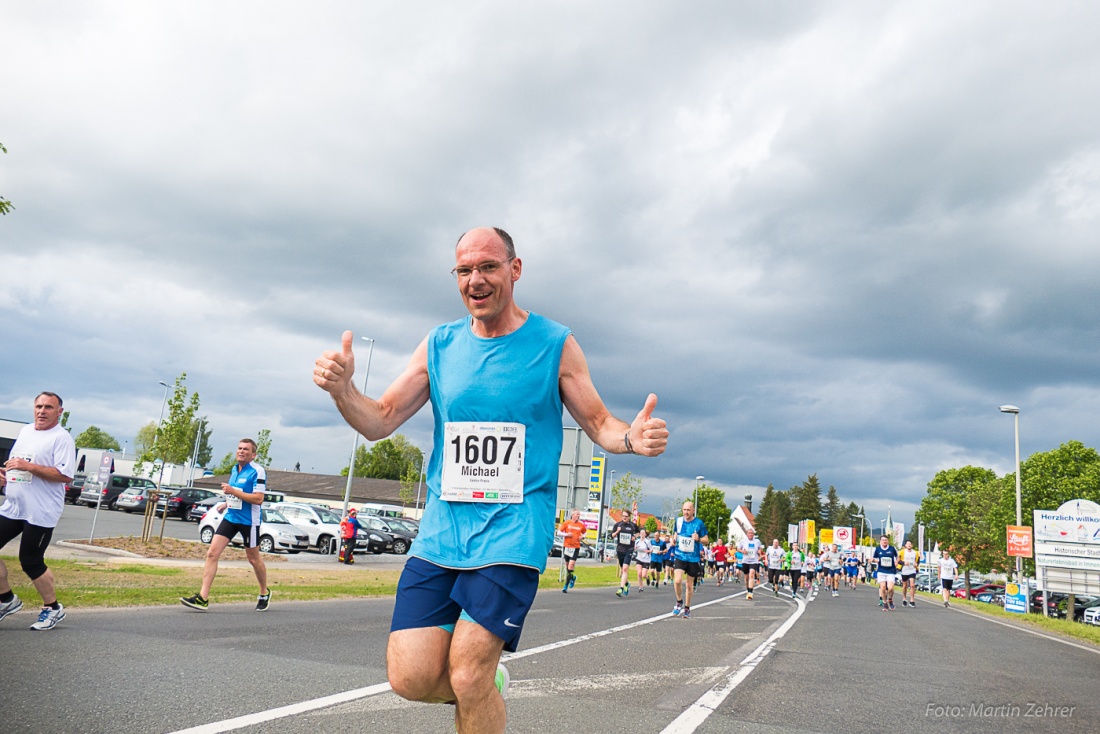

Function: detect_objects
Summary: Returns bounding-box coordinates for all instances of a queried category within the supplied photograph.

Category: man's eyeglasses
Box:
[451,258,514,280]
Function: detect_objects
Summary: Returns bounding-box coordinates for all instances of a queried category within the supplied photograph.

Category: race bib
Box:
[440,422,525,503]
[677,536,695,553]
[564,547,577,559]
[5,451,34,484]
[226,496,243,510]
[619,532,633,545]
[879,556,894,568]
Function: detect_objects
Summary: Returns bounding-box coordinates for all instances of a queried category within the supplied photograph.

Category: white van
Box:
[359,502,404,519]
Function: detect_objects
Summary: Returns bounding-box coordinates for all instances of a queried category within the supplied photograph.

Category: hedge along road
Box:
[2,575,1097,733]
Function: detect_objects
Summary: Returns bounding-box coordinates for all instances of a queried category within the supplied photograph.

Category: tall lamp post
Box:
[695,475,705,510]
[137,380,171,543]
[852,513,866,546]
[1000,405,1023,584]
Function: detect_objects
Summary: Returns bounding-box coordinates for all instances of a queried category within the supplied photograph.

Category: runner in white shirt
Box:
[633,530,652,593]
[820,544,842,597]
[801,552,818,592]
[738,529,764,600]
[0,392,77,631]
[899,540,920,607]
[938,550,958,608]
[765,540,786,597]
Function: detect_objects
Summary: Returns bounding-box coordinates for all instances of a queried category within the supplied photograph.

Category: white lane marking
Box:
[168,588,760,734]
[504,589,746,661]
[925,599,1100,657]
[168,683,392,734]
[659,594,808,734]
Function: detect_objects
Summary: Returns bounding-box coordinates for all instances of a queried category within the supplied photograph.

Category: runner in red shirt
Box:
[712,539,729,586]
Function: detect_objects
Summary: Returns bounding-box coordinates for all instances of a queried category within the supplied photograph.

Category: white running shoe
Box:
[0,594,23,622]
[30,603,66,631]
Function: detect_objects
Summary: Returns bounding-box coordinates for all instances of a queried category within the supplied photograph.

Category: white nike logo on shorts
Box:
[503,618,520,628]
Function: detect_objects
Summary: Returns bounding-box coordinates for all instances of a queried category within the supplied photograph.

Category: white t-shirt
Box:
[1,423,76,528]
[634,538,652,563]
[739,537,762,562]
[938,557,958,581]
[765,546,785,568]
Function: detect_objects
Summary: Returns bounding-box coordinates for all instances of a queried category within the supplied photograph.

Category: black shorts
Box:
[215,518,260,548]
[742,562,761,575]
[562,546,580,561]
[674,558,703,578]
[617,549,633,568]
[768,567,784,585]
[789,570,802,587]
[941,579,954,591]
[0,515,53,579]
[651,560,663,571]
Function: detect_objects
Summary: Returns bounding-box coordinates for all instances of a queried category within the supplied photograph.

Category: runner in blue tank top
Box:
[314,227,670,734]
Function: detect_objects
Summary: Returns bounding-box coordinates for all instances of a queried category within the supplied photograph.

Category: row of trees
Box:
[342,434,425,506]
[753,474,866,546]
[915,440,1100,578]
[68,373,272,476]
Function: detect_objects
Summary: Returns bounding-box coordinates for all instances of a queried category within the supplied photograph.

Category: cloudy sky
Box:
[3,2,1098,529]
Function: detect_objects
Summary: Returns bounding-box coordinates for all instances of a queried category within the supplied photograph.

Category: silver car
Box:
[198,506,310,554]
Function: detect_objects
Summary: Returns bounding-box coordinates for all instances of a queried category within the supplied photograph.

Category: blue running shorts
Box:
[391,557,539,652]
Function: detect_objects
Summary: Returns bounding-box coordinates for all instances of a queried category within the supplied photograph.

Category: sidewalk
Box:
[47,539,395,571]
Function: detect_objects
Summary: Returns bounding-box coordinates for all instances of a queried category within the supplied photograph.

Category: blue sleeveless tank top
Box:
[411,312,571,571]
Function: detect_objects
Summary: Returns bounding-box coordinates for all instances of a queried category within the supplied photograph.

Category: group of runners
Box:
[562,510,951,618]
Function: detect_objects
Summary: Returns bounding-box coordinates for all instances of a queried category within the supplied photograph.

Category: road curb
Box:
[55,540,146,558]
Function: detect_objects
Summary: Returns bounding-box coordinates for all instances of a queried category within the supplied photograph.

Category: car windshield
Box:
[387,519,415,532]
[314,508,341,524]
[262,509,289,524]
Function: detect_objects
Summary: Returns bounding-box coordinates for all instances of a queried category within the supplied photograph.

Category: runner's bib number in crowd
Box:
[5,452,34,484]
[678,536,695,553]
[441,422,525,503]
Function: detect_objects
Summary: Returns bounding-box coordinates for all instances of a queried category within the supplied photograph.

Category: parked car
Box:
[381,516,419,536]
[914,573,939,592]
[1061,595,1099,621]
[550,539,596,558]
[64,476,87,504]
[953,583,1004,599]
[115,487,158,513]
[156,487,219,519]
[272,502,370,554]
[198,506,309,554]
[359,514,415,555]
[1084,606,1100,626]
[78,475,159,510]
[187,496,223,523]
[974,591,1006,605]
[1030,591,1065,616]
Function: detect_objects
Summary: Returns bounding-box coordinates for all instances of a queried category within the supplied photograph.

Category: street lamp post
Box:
[1000,405,1023,584]
[413,456,425,519]
[853,513,866,546]
[695,475,705,510]
[601,468,616,561]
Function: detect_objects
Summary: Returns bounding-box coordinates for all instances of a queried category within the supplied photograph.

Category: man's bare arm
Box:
[314,331,431,441]
[558,335,668,457]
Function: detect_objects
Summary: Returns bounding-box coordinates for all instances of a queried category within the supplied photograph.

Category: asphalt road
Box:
[2,572,1097,734]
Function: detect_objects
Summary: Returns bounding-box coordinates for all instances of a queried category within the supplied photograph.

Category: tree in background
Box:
[1,142,13,215]
[611,472,645,516]
[135,422,157,455]
[254,429,273,468]
[754,484,790,545]
[342,434,423,480]
[915,466,1002,590]
[136,373,201,473]
[790,474,823,527]
[191,417,213,467]
[213,451,236,475]
[74,426,121,451]
[644,516,659,534]
[993,440,1100,576]
[822,485,842,528]
[694,485,731,542]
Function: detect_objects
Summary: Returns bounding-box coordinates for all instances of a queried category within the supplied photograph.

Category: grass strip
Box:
[3,556,629,609]
[916,590,1100,646]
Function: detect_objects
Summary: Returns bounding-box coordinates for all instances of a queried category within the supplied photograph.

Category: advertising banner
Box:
[833,526,854,549]
[788,523,799,544]
[820,528,834,545]
[892,522,905,548]
[805,520,816,546]
[1033,499,1100,545]
[1003,581,1027,614]
[587,457,604,512]
[1006,525,1033,558]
